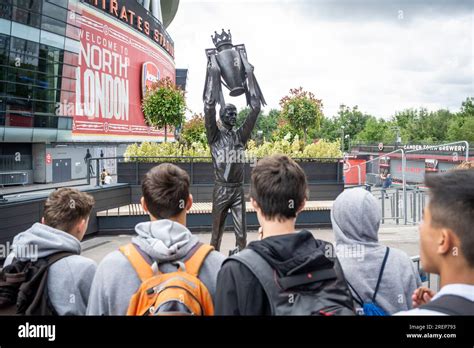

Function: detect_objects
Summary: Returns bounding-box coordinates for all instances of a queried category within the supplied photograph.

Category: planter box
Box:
[118,159,343,186]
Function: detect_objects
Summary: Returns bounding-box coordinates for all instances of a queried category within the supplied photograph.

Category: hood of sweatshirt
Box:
[330,188,421,314]
[247,230,334,277]
[8,222,81,261]
[332,188,381,247]
[132,219,199,262]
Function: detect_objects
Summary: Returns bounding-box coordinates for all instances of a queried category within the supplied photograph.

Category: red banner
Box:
[68,6,175,141]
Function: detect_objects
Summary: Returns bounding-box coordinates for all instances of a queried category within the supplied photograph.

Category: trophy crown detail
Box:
[212,29,232,49]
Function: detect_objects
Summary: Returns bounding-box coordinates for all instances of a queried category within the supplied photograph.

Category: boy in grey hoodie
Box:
[87,163,225,315]
[4,188,96,315]
[332,188,421,314]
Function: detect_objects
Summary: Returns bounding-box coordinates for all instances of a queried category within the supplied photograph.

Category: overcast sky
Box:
[167,0,473,119]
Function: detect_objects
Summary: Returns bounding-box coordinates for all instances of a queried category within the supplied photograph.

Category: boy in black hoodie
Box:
[215,155,354,315]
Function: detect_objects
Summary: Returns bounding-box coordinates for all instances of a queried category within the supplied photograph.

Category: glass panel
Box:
[58,116,72,130]
[6,67,36,85]
[41,15,66,36]
[46,0,68,10]
[6,112,34,127]
[39,44,62,62]
[37,59,61,76]
[0,17,11,34]
[33,86,58,102]
[61,64,75,79]
[0,33,9,64]
[40,30,64,49]
[12,0,41,13]
[0,3,12,20]
[34,114,58,128]
[60,76,74,92]
[11,21,40,42]
[63,51,78,66]
[64,37,79,53]
[34,100,56,113]
[10,37,39,58]
[12,6,40,27]
[43,2,67,22]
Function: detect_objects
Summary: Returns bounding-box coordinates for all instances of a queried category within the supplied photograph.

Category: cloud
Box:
[168,0,473,119]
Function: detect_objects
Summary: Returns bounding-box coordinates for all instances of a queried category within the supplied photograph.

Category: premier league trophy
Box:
[203,29,265,254]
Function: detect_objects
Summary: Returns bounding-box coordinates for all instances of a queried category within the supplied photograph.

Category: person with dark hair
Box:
[2,188,96,315]
[87,164,225,315]
[214,155,355,315]
[397,170,474,315]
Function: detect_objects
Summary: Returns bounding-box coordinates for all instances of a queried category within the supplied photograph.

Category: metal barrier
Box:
[411,255,440,292]
[352,149,408,224]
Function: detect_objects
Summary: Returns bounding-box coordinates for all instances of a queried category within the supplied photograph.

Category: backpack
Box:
[119,242,215,316]
[0,252,73,315]
[347,247,390,316]
[228,248,356,315]
[420,295,474,315]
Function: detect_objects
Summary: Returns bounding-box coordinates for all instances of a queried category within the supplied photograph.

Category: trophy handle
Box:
[237,45,266,108]
[203,49,226,109]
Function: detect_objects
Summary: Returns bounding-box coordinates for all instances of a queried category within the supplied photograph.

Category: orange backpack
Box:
[119,243,215,316]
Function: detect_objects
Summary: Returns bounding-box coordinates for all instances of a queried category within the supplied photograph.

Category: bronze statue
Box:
[203,29,265,253]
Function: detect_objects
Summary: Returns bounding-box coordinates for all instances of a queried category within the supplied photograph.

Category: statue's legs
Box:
[230,187,246,251]
[210,185,230,251]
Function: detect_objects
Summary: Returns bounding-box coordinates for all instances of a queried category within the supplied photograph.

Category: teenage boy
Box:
[87,163,225,315]
[397,170,474,315]
[3,188,96,315]
[215,155,354,315]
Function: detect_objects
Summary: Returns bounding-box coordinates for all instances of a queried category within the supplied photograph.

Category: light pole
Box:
[340,126,345,152]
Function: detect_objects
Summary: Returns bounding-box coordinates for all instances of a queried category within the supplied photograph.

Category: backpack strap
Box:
[184,244,214,277]
[346,280,364,307]
[119,244,153,282]
[420,295,474,315]
[228,249,279,315]
[372,247,390,302]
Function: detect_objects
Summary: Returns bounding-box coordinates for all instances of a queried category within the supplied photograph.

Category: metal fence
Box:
[0,155,32,171]
[411,255,440,292]
[349,140,469,225]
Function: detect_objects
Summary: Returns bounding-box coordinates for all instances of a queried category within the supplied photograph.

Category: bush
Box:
[124,138,342,163]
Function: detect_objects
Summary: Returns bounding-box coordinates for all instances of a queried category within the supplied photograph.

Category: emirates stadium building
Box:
[0,0,184,184]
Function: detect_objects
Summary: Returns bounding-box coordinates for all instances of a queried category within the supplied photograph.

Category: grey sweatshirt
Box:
[86,219,226,315]
[332,188,421,315]
[4,223,97,315]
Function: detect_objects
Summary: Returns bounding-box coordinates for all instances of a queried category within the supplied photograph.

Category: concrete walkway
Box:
[82,224,420,264]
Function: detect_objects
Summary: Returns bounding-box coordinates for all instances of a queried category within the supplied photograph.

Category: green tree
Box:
[142,77,186,142]
[279,87,323,144]
[447,97,474,142]
[181,113,206,146]
[237,108,282,141]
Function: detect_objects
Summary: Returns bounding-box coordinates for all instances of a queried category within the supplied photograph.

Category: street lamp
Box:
[391,126,401,147]
[340,126,345,152]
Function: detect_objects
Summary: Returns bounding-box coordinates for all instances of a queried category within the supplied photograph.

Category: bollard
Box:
[95,159,100,187]
[413,189,417,223]
[395,188,399,225]
[381,189,385,224]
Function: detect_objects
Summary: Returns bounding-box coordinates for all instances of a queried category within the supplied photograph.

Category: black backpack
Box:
[0,252,73,315]
[229,248,356,315]
[420,295,474,315]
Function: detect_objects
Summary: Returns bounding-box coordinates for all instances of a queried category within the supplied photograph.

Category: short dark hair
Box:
[219,103,236,118]
[142,163,190,219]
[250,155,308,221]
[425,170,474,267]
[43,188,95,233]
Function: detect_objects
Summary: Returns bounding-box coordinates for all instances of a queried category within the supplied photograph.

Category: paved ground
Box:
[82,223,420,264]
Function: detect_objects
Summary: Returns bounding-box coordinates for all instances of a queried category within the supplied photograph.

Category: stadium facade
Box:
[0,0,183,184]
